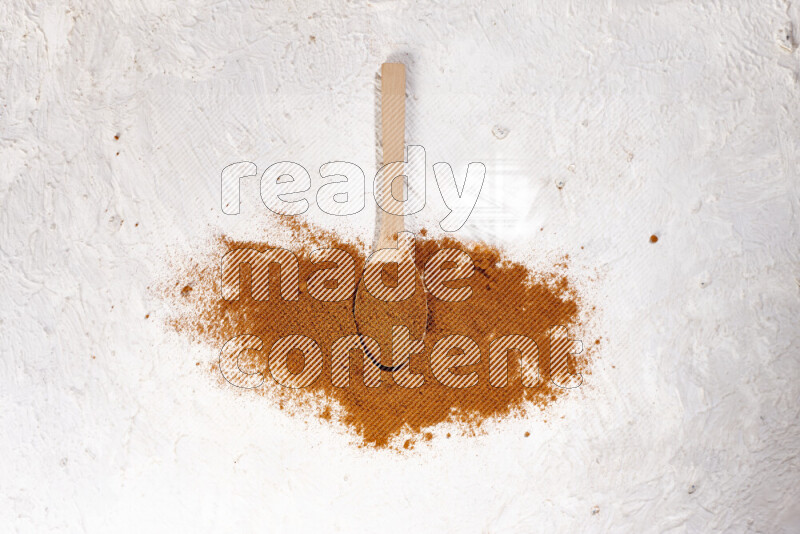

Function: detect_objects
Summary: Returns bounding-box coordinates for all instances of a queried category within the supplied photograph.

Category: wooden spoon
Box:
[353,63,428,378]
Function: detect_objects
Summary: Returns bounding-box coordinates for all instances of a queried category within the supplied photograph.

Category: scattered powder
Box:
[164,219,593,448]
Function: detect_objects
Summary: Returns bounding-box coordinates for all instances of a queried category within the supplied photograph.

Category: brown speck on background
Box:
[114,134,119,140]
[650,234,659,243]
[524,431,530,437]
[163,218,594,448]
[145,314,150,319]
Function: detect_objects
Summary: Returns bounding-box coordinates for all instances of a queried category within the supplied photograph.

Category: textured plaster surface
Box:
[1,0,799,532]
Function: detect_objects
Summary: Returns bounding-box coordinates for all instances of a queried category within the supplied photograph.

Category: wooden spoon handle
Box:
[353,63,427,375]
[377,63,406,249]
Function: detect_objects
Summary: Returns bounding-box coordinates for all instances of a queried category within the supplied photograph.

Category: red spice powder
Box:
[165,220,592,448]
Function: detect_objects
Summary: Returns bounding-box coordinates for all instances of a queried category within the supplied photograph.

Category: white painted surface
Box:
[1,0,799,532]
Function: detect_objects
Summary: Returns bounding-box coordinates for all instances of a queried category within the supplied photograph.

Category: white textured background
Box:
[2,0,799,532]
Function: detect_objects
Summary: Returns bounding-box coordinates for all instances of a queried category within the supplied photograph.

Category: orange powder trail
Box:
[165,220,592,448]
